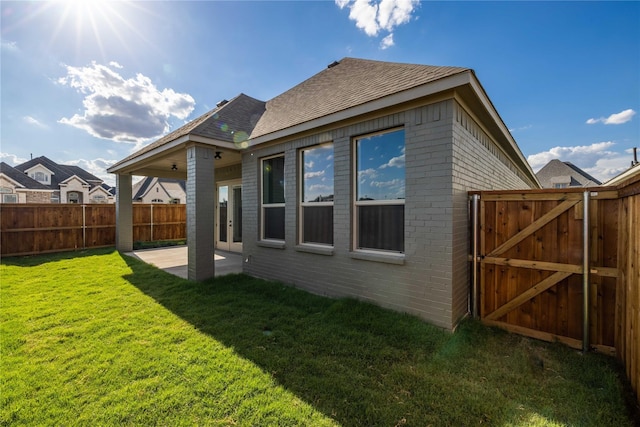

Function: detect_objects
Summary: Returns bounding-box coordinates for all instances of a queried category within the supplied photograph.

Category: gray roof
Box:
[133,177,186,200]
[536,159,601,188]
[250,57,469,139]
[110,93,265,170]
[0,162,50,189]
[14,156,103,189]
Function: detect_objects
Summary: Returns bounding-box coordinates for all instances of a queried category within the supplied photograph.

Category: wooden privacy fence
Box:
[470,174,639,402]
[0,204,186,256]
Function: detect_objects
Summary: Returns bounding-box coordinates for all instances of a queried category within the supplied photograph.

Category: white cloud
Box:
[23,116,49,130]
[358,167,378,183]
[380,153,405,168]
[304,170,325,179]
[57,61,195,144]
[1,39,18,52]
[336,0,419,48]
[371,178,403,188]
[380,34,394,49]
[586,108,636,125]
[62,158,118,187]
[527,141,632,182]
[0,152,28,165]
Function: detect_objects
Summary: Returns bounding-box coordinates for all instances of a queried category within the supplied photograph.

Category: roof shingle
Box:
[250,57,469,139]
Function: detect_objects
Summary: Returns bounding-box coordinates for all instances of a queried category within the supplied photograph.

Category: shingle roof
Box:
[14,156,103,189]
[535,159,601,188]
[0,162,50,189]
[133,177,186,200]
[110,93,265,170]
[250,57,470,139]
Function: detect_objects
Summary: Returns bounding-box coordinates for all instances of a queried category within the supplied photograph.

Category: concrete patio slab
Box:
[125,245,243,279]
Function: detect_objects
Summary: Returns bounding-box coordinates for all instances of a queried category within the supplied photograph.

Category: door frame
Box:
[216,179,242,253]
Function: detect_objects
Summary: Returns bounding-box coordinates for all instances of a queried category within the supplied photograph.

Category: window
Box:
[261,155,285,240]
[92,194,106,203]
[300,144,334,245]
[354,128,405,252]
[2,194,17,203]
[67,191,80,204]
[33,171,47,183]
[151,198,164,203]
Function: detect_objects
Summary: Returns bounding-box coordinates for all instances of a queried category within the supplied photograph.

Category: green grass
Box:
[1,249,635,426]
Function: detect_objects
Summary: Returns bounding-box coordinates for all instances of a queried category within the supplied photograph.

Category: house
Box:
[5,156,113,204]
[132,177,186,204]
[109,58,539,330]
[0,162,54,203]
[536,159,601,188]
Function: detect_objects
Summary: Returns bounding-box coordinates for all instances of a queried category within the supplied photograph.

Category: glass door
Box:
[216,180,242,252]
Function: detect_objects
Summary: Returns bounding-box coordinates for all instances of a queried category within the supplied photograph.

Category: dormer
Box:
[24,164,54,185]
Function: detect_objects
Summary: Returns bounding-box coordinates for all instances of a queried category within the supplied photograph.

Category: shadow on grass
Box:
[120,253,635,426]
[1,247,115,267]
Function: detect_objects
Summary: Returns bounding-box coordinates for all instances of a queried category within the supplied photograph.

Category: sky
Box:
[1,0,638,187]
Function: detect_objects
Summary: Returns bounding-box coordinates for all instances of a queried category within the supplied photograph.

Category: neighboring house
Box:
[132,177,186,203]
[6,156,112,203]
[109,58,540,330]
[536,159,601,188]
[0,162,54,203]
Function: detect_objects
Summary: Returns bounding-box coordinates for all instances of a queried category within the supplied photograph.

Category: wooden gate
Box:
[472,189,619,354]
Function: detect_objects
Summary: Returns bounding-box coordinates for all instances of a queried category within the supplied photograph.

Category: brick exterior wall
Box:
[450,100,532,327]
[25,191,52,203]
[242,98,533,330]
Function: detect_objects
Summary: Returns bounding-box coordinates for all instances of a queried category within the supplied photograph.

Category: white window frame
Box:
[261,154,285,241]
[299,143,334,247]
[2,193,18,203]
[352,128,405,254]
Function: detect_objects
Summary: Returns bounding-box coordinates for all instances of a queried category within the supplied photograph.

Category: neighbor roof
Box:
[14,156,103,189]
[0,162,50,190]
[536,159,601,188]
[250,57,469,139]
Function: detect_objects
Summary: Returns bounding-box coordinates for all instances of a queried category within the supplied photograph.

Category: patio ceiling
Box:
[113,136,242,180]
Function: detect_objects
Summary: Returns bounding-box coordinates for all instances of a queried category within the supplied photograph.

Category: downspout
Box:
[582,191,591,353]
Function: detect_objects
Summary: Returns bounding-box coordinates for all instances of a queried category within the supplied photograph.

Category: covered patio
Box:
[108,94,266,281]
[125,246,243,279]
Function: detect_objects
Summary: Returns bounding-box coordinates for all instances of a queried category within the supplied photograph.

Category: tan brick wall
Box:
[25,192,52,203]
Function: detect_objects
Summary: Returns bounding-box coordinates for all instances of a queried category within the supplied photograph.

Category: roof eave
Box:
[107,134,240,175]
[465,73,541,188]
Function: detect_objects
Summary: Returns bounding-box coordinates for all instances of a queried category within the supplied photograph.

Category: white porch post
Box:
[186,143,215,281]
[115,173,133,252]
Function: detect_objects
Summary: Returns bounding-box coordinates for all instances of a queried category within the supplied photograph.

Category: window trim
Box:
[352,127,405,254]
[2,193,18,203]
[298,143,334,247]
[260,154,286,242]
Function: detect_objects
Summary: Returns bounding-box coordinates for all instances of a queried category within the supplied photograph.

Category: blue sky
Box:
[1,1,638,187]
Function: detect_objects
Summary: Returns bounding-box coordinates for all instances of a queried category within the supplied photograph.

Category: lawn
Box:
[1,248,635,426]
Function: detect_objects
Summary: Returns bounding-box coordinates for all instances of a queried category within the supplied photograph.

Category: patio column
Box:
[115,173,133,252]
[186,143,215,281]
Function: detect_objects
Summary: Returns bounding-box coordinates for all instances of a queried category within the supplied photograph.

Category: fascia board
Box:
[108,135,240,174]
[248,72,472,147]
[24,164,56,175]
[60,174,89,186]
[0,173,27,189]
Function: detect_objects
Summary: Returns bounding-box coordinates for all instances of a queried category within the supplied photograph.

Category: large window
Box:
[262,155,285,240]
[300,144,334,245]
[354,128,405,252]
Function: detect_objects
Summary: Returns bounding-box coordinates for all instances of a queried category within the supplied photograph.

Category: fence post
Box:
[471,193,480,318]
[582,191,590,353]
[150,204,154,242]
[82,204,86,249]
